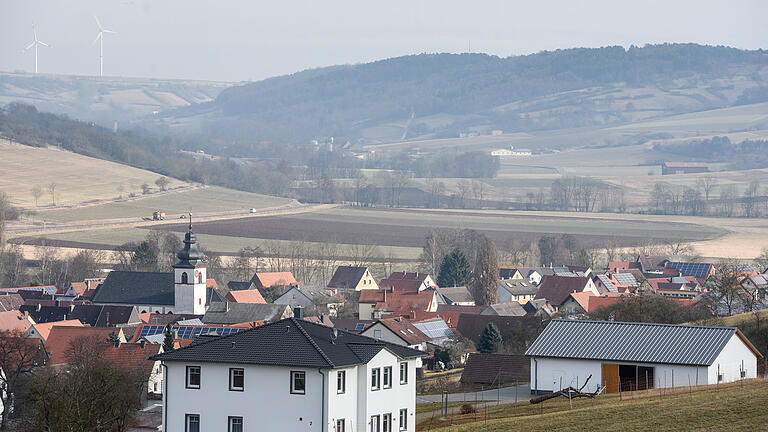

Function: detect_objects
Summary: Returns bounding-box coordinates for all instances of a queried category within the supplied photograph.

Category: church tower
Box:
[173,216,207,315]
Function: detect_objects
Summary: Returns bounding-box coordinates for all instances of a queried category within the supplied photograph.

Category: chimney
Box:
[383,290,387,303]
[139,339,146,348]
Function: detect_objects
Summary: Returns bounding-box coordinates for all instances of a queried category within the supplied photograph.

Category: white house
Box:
[153,317,425,432]
[526,319,763,394]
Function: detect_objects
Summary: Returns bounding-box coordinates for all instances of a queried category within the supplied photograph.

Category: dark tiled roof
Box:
[482,302,527,317]
[327,266,368,289]
[202,302,291,325]
[0,294,24,312]
[456,314,541,346]
[435,286,473,304]
[19,305,69,323]
[460,353,529,385]
[69,305,140,327]
[152,318,425,368]
[227,281,256,291]
[92,271,175,306]
[534,275,590,306]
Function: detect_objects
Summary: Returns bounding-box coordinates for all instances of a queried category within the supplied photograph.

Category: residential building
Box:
[327,266,379,292]
[153,318,424,432]
[250,272,299,290]
[435,286,474,306]
[225,289,267,304]
[481,302,527,317]
[497,280,538,304]
[361,318,431,351]
[379,272,436,291]
[103,342,164,399]
[68,304,141,327]
[527,319,762,394]
[44,326,127,366]
[25,319,83,342]
[0,293,24,312]
[412,318,453,347]
[274,286,344,317]
[0,310,34,333]
[358,288,438,320]
[534,275,598,310]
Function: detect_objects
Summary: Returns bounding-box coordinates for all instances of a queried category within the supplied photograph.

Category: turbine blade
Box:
[24,42,35,51]
[103,29,116,34]
[33,27,38,41]
[38,41,50,47]
[94,15,103,31]
[92,33,102,45]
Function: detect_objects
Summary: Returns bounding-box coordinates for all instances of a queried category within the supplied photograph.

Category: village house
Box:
[327,266,379,292]
[152,317,424,432]
[661,162,709,175]
[497,280,538,304]
[434,286,474,306]
[249,271,299,290]
[202,302,293,325]
[533,275,598,311]
[358,288,439,320]
[225,289,267,304]
[526,319,762,394]
[25,319,84,342]
[379,272,436,291]
[274,285,344,317]
[361,317,431,352]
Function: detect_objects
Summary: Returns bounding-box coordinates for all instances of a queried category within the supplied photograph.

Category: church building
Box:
[92,221,217,314]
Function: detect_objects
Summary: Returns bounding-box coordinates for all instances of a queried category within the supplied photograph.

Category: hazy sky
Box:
[1,0,766,82]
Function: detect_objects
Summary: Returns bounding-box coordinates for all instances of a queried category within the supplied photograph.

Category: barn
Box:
[526,319,762,394]
[661,162,709,175]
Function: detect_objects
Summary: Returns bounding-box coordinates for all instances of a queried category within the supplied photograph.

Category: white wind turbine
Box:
[24,23,50,74]
[92,16,116,76]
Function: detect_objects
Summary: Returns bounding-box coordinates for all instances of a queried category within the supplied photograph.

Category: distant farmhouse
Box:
[490,146,532,157]
[661,162,709,175]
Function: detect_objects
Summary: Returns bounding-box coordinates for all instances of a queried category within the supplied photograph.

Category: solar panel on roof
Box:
[614,273,637,286]
[354,323,366,331]
[666,262,712,278]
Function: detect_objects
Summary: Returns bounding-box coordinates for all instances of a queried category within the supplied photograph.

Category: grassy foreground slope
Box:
[426,379,767,432]
[0,138,187,207]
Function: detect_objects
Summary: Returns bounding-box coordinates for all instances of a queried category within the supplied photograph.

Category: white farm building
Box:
[526,319,762,394]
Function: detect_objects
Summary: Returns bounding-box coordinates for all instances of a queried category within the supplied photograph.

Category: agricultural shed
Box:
[526,319,762,394]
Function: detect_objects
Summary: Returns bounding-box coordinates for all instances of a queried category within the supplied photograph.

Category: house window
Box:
[399,409,407,430]
[337,370,346,394]
[336,419,345,432]
[229,368,244,391]
[371,368,381,390]
[228,416,243,432]
[181,272,189,284]
[370,415,380,432]
[399,362,408,384]
[383,366,392,389]
[383,413,392,432]
[186,366,201,389]
[185,414,200,432]
[291,371,306,394]
[373,329,382,339]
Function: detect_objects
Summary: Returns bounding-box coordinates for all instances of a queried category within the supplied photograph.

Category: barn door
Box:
[602,364,619,393]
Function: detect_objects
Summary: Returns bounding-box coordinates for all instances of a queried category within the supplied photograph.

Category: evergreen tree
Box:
[477,322,503,354]
[469,235,499,306]
[162,324,175,353]
[436,248,472,287]
[132,241,159,271]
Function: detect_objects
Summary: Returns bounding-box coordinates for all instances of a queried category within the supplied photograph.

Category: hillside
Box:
[0,72,232,125]
[424,379,768,432]
[162,44,768,143]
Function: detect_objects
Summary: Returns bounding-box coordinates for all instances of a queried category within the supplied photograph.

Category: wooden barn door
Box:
[602,364,619,393]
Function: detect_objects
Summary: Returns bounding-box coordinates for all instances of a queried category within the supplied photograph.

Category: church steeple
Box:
[174,213,205,268]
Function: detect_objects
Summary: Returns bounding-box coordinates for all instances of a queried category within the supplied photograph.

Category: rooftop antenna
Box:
[24,22,50,74]
[92,15,116,76]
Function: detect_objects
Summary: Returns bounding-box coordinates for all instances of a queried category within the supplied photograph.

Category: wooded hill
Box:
[165,44,768,143]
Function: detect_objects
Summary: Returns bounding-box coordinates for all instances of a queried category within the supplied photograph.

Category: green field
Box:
[31,186,293,223]
[423,379,768,432]
[0,138,187,207]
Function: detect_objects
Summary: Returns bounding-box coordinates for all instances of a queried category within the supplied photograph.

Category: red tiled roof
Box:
[225,289,267,304]
[359,290,386,303]
[101,343,162,375]
[435,305,486,331]
[568,292,625,313]
[206,278,218,289]
[375,290,435,315]
[252,272,298,288]
[0,310,33,333]
[45,326,125,366]
[30,319,83,341]
[374,318,431,345]
[69,282,87,296]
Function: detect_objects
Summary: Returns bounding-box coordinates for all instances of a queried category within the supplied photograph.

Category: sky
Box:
[1,0,766,82]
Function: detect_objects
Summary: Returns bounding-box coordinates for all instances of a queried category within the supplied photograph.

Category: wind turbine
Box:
[93,16,116,76]
[24,23,50,74]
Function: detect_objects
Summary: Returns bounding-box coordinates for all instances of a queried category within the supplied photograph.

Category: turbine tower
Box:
[93,16,116,76]
[24,23,50,74]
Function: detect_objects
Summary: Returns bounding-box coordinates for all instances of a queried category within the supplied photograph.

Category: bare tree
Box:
[471,180,486,206]
[696,175,717,202]
[664,239,693,258]
[742,180,761,218]
[345,243,382,268]
[0,330,45,428]
[426,178,445,208]
[155,176,170,191]
[116,184,124,199]
[719,184,738,217]
[708,262,746,316]
[419,231,445,276]
[456,180,471,209]
[353,171,369,206]
[30,185,43,207]
[755,247,768,273]
[47,182,57,206]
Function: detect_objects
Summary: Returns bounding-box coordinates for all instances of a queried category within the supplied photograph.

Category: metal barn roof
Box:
[525,319,762,366]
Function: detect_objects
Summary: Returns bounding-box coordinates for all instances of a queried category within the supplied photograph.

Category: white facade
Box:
[161,350,418,432]
[529,333,758,394]
[173,265,207,315]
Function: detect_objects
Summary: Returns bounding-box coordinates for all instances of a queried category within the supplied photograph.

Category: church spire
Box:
[174,212,205,268]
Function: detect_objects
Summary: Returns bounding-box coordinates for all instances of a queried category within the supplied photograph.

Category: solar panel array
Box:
[666,262,712,278]
[354,323,367,331]
[596,275,618,292]
[138,325,244,340]
[613,273,638,286]
[413,320,453,339]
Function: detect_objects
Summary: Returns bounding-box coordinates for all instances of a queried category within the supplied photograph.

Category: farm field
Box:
[0,138,187,207]
[422,379,768,432]
[28,186,294,224]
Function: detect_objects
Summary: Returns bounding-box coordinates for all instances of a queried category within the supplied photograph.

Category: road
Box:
[418,383,531,404]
